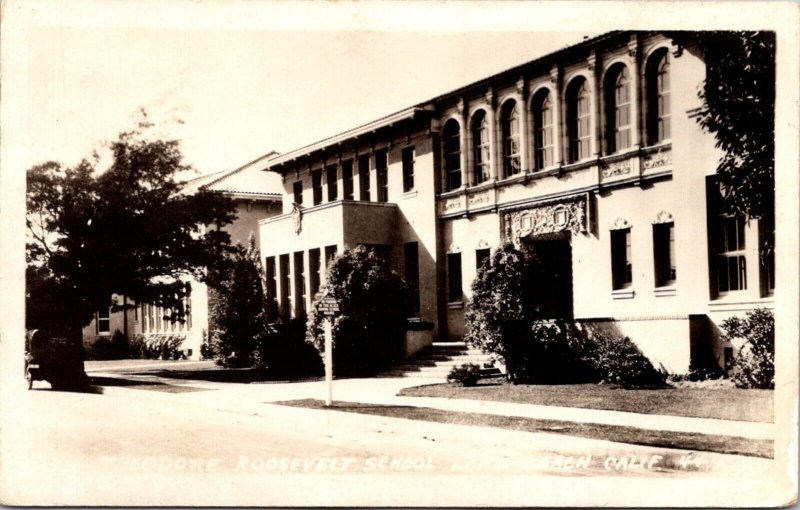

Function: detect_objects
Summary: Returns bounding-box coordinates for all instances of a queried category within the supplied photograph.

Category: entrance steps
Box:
[384,341,505,380]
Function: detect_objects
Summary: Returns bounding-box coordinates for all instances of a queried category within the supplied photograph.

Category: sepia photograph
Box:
[0,1,797,506]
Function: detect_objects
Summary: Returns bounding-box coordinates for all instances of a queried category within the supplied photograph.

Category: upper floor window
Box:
[358,155,370,201]
[402,146,415,192]
[605,65,631,154]
[312,170,323,205]
[326,165,338,202]
[376,148,389,202]
[532,90,554,170]
[292,181,303,206]
[473,110,490,184]
[502,100,521,177]
[567,77,591,163]
[646,49,671,145]
[443,119,462,191]
[342,160,354,200]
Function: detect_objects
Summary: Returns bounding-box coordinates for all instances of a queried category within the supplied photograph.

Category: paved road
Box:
[0,366,786,506]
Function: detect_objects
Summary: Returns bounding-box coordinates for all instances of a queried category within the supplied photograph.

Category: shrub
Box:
[465,244,596,383]
[307,246,408,377]
[86,329,129,360]
[126,333,184,360]
[590,334,668,389]
[724,308,774,389]
[253,318,323,378]
[447,363,482,386]
[206,238,268,368]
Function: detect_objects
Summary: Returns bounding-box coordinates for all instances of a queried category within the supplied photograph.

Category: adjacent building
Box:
[257,31,774,373]
[81,153,284,358]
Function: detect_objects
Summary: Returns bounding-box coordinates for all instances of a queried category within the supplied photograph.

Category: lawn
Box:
[398,382,773,423]
[277,399,773,459]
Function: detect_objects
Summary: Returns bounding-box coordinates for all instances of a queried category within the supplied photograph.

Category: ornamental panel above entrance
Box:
[502,195,588,244]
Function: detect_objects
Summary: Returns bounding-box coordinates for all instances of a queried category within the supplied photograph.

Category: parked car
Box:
[25,329,86,390]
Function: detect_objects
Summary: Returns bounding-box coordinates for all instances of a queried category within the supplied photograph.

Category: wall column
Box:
[486,88,498,181]
[550,65,564,166]
[628,35,642,149]
[457,98,469,188]
[589,50,602,158]
[516,78,529,174]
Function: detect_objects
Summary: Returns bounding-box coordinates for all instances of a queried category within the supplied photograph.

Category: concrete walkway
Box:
[87,366,774,442]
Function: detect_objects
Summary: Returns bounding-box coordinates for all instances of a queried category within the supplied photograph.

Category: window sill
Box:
[448,301,464,309]
[497,173,526,185]
[403,190,418,199]
[654,286,677,297]
[611,288,635,300]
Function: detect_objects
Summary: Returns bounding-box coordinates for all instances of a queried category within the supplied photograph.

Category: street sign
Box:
[319,296,340,317]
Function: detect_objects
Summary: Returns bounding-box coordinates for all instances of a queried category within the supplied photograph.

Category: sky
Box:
[15,5,601,178]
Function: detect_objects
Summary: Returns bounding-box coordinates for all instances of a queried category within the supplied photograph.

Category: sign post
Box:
[318,296,339,407]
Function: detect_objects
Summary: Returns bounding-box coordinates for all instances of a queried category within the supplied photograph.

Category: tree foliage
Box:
[206,237,267,368]
[26,124,237,338]
[696,31,775,221]
[723,308,774,389]
[307,246,408,376]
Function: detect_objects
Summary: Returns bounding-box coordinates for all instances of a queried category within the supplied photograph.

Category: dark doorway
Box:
[526,234,574,319]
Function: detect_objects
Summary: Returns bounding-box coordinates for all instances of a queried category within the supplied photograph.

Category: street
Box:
[0,366,785,506]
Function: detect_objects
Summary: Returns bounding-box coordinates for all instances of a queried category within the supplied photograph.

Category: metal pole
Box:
[324,317,333,407]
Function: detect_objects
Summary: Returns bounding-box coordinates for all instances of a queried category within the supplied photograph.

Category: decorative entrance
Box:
[524,233,574,319]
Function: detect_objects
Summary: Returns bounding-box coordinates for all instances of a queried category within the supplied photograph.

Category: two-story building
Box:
[258,30,774,373]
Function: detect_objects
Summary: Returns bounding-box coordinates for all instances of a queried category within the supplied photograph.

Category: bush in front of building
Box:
[724,308,774,389]
[307,246,408,377]
[253,317,323,378]
[447,363,482,387]
[206,239,268,368]
[86,329,129,360]
[465,243,595,384]
[589,334,668,389]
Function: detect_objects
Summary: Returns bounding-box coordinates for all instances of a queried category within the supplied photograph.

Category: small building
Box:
[257,31,774,373]
[81,153,284,359]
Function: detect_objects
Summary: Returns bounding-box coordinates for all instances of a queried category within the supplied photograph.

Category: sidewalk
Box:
[87,368,773,442]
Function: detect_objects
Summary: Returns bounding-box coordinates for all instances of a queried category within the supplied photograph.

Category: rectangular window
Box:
[402,146,415,192]
[97,307,110,334]
[611,229,632,290]
[358,155,370,201]
[717,216,747,294]
[376,149,389,202]
[312,170,323,205]
[653,223,676,287]
[476,248,491,271]
[342,160,354,200]
[325,245,338,264]
[759,218,775,296]
[326,165,338,202]
[293,181,303,206]
[309,248,321,299]
[279,254,291,317]
[294,251,306,316]
[265,256,278,317]
[448,253,463,302]
[404,242,420,316]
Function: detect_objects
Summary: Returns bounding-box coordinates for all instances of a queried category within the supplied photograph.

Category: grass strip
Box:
[398,382,773,423]
[275,398,773,459]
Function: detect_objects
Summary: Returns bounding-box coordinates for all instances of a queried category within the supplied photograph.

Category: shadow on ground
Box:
[127,368,323,385]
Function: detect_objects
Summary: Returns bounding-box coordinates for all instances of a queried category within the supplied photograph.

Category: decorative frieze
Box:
[643,149,672,171]
[440,196,464,214]
[503,197,587,242]
[468,191,491,207]
[291,204,303,235]
[601,160,632,178]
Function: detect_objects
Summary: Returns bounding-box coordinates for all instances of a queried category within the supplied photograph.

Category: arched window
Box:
[566,77,590,163]
[472,110,490,184]
[532,90,554,170]
[502,100,521,177]
[443,119,462,191]
[605,65,631,154]
[646,50,671,145]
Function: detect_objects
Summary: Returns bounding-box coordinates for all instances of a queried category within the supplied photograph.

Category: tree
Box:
[307,246,408,376]
[206,237,267,368]
[696,31,775,223]
[26,123,237,345]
